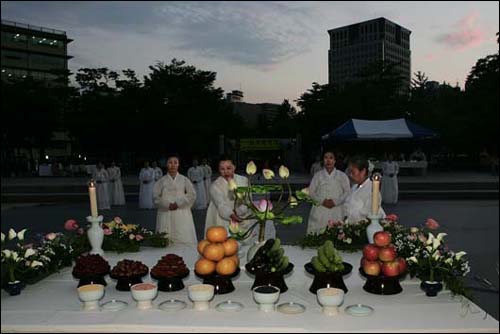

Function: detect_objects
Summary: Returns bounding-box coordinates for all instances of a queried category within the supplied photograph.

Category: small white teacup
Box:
[252,285,280,312]
[317,288,344,316]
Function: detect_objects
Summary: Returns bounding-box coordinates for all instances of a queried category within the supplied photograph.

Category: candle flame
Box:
[88,179,96,187]
[372,173,382,181]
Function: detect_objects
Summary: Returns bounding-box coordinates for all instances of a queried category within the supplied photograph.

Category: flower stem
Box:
[8,266,16,283]
[258,221,266,242]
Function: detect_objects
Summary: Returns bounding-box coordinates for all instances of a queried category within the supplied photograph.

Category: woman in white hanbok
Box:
[187,160,208,210]
[342,156,385,223]
[154,156,197,245]
[204,157,275,243]
[93,162,110,210]
[107,161,126,205]
[307,151,351,235]
[381,155,399,204]
[139,161,155,209]
[202,158,212,202]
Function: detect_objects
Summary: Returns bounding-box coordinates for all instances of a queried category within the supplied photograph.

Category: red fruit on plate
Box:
[363,260,381,276]
[363,244,380,261]
[378,246,397,262]
[381,261,400,277]
[397,257,407,274]
[374,231,392,247]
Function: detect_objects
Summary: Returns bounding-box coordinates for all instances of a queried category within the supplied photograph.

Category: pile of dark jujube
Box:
[151,254,189,278]
[110,259,149,278]
[72,254,110,278]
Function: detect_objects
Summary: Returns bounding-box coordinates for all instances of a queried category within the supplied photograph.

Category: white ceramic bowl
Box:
[252,285,280,312]
[188,284,214,311]
[317,288,344,316]
[77,284,105,311]
[131,283,158,310]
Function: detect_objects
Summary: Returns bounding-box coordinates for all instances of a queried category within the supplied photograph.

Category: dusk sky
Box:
[2,1,499,105]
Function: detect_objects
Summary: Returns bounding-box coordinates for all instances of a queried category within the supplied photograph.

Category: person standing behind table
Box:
[201,158,212,202]
[93,162,111,211]
[310,155,322,176]
[341,156,385,223]
[152,161,163,182]
[187,159,208,210]
[139,161,155,209]
[154,155,197,245]
[381,154,399,204]
[306,150,351,235]
[107,161,126,206]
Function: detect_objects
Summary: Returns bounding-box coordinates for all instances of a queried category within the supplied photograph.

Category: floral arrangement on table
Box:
[228,161,317,243]
[297,218,371,252]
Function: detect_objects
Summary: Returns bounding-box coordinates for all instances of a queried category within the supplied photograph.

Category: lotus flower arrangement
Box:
[228,161,317,242]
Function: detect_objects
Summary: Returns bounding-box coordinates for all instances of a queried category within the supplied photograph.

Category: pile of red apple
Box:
[361,231,407,278]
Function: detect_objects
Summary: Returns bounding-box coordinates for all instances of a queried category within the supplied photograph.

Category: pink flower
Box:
[328,220,343,228]
[103,228,112,236]
[337,232,346,240]
[64,219,79,231]
[408,234,417,241]
[45,233,57,241]
[425,218,440,230]
[113,217,122,224]
[254,199,273,212]
[77,228,84,235]
[386,214,398,222]
[135,235,144,241]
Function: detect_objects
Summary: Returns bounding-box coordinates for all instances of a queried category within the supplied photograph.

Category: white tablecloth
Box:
[1,246,498,333]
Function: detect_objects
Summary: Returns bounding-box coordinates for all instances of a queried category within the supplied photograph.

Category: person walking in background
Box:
[139,161,155,209]
[93,162,110,211]
[107,161,126,206]
[187,159,208,210]
[201,158,212,202]
[381,154,399,204]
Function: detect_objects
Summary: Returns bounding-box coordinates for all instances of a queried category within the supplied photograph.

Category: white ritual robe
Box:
[107,166,126,205]
[342,178,386,223]
[139,167,155,209]
[153,173,197,245]
[307,169,351,234]
[381,161,399,204]
[153,167,163,182]
[93,169,110,210]
[187,166,207,210]
[204,174,275,244]
[202,164,212,202]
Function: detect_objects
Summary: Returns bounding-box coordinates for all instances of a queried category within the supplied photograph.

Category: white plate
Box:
[216,300,244,312]
[158,299,187,312]
[101,300,128,311]
[277,302,306,314]
[344,304,374,317]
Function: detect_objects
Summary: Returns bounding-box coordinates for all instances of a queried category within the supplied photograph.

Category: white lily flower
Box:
[17,229,27,241]
[129,234,136,240]
[246,161,257,176]
[455,251,467,260]
[262,169,275,180]
[24,248,36,258]
[12,252,20,262]
[278,165,290,179]
[31,261,43,268]
[436,233,447,241]
[426,246,433,253]
[433,237,441,249]
[1,232,5,243]
[432,251,441,261]
[345,238,352,244]
[227,178,238,191]
[426,233,434,245]
[445,258,453,265]
[8,228,17,241]
[408,256,418,263]
[2,250,12,259]
[410,227,419,234]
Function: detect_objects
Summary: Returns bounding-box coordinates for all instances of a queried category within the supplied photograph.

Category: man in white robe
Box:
[381,155,399,204]
[93,162,110,210]
[342,156,385,223]
[107,161,126,206]
[201,158,212,202]
[307,151,351,235]
[204,157,275,243]
[139,161,155,209]
[154,156,197,245]
[152,161,163,182]
[187,159,208,210]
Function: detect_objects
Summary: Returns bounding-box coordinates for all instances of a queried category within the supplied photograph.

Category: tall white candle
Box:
[371,173,381,216]
[89,181,98,218]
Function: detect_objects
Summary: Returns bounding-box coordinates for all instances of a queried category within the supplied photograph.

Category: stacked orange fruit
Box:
[195,226,239,276]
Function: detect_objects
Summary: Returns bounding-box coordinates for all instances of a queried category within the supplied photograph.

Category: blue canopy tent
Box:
[321,118,438,142]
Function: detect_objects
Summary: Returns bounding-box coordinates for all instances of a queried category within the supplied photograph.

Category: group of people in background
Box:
[92,161,126,211]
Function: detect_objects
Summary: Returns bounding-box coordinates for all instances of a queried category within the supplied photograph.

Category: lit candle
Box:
[88,180,98,217]
[371,173,381,216]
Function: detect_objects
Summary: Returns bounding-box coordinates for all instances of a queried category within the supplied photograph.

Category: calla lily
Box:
[432,237,441,249]
[17,229,27,241]
[129,234,136,240]
[31,261,43,268]
[410,227,419,234]
[432,251,441,260]
[455,251,467,260]
[229,221,241,234]
[445,258,453,265]
[262,169,275,180]
[246,161,257,175]
[436,232,447,241]
[255,199,273,212]
[1,232,5,243]
[228,178,238,191]
[2,250,12,258]
[11,252,20,262]
[426,233,434,245]
[24,248,36,258]
[278,165,290,179]
[408,256,418,263]
[8,228,16,241]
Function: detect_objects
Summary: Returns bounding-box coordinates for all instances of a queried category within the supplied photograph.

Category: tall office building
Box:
[1,20,73,85]
[328,17,411,93]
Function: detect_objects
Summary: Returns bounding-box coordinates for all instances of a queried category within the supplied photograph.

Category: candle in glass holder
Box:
[88,181,98,217]
[371,173,381,216]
